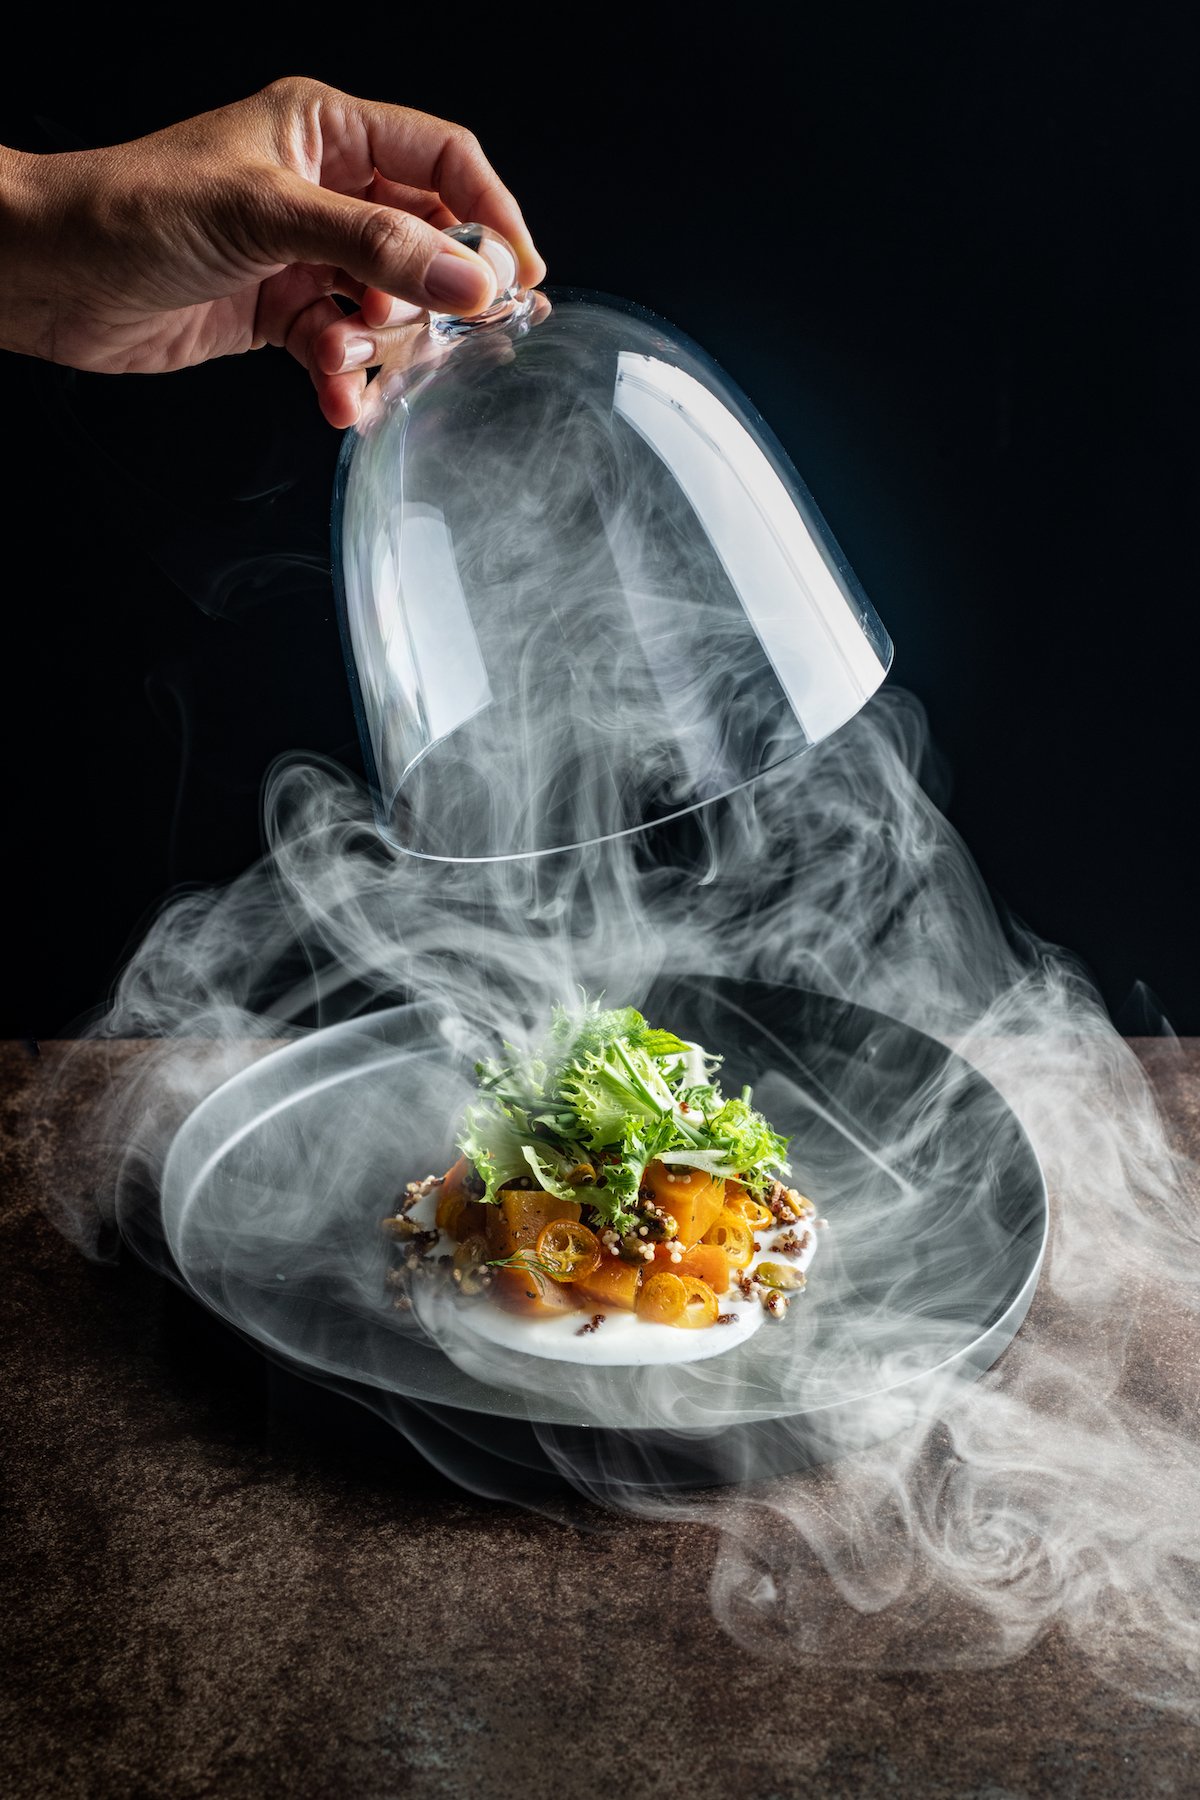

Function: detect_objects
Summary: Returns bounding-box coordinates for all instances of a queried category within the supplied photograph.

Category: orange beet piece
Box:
[649,1241,730,1294]
[573,1252,642,1311]
[436,1192,488,1241]
[492,1266,580,1318]
[485,1189,582,1261]
[435,1157,488,1240]
[641,1161,726,1248]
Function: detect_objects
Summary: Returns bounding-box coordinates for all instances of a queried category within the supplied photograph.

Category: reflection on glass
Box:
[394,505,492,752]
[613,352,884,743]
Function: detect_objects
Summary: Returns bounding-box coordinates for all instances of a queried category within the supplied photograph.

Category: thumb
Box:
[262,170,498,314]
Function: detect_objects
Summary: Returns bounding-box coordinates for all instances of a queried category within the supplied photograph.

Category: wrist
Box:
[0,146,71,360]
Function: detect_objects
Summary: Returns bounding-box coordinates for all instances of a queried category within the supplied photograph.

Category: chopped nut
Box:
[381,1215,419,1240]
[401,1172,443,1211]
[765,1181,798,1222]
[773,1228,811,1256]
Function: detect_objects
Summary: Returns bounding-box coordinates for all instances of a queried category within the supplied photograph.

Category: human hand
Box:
[0,77,545,426]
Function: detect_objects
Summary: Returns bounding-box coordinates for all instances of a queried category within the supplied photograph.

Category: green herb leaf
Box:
[456,997,790,1225]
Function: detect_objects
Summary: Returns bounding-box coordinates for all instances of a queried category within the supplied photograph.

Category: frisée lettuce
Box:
[457,1001,791,1234]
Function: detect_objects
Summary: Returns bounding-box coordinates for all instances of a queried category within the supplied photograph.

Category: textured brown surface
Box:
[2,1038,1199,1799]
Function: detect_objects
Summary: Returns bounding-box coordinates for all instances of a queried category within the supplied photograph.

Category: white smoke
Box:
[34,280,1200,1719]
[43,684,1200,1719]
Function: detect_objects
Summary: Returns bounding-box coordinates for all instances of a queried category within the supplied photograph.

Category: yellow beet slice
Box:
[485,1188,582,1261]
[574,1252,642,1312]
[640,1161,726,1248]
[435,1157,490,1240]
[649,1242,731,1294]
[492,1265,580,1317]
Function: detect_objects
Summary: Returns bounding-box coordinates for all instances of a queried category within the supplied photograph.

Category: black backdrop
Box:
[4,8,1197,1035]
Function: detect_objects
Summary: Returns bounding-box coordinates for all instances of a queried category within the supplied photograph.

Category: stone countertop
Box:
[2,1039,1198,1800]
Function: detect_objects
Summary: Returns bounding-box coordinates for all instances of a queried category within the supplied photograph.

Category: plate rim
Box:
[158,982,1050,1433]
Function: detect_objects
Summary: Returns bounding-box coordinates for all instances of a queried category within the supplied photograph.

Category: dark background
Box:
[3,7,1196,1035]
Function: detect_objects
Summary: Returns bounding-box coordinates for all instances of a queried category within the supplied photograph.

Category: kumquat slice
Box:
[723,1189,774,1231]
[636,1271,689,1326]
[676,1276,720,1329]
[534,1218,602,1283]
[702,1210,755,1268]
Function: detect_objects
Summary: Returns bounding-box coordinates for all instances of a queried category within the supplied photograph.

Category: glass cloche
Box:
[333,225,892,862]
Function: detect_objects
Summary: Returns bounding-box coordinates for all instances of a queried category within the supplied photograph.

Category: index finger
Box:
[317,89,546,288]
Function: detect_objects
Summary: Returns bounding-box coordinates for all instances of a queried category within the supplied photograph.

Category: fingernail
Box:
[425,251,494,312]
[340,336,374,370]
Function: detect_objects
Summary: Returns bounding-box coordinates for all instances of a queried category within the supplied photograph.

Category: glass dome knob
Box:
[428,223,531,336]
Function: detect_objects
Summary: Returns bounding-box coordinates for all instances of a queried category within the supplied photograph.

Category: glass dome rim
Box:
[371,650,894,866]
